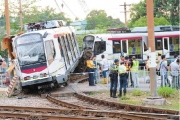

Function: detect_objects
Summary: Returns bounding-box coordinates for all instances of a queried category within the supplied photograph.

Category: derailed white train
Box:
[4,20,81,90]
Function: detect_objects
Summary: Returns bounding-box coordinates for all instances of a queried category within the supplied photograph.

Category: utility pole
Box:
[5,0,10,36]
[120,2,131,28]
[146,0,157,97]
[19,0,23,32]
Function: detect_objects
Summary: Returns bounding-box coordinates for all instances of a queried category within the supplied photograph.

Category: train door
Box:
[162,37,170,58]
[112,41,121,59]
[121,40,128,56]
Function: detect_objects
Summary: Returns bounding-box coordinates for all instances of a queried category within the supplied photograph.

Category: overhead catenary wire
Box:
[61,0,77,18]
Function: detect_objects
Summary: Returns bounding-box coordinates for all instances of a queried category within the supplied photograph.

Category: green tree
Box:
[132,17,170,27]
[128,0,179,28]
[86,10,124,30]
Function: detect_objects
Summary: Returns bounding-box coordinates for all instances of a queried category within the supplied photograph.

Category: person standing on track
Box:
[86,56,95,86]
[100,55,109,84]
[118,62,128,97]
[109,59,119,98]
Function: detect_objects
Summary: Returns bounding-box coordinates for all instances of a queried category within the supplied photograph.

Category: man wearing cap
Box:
[130,56,139,88]
[118,62,128,97]
[109,59,119,98]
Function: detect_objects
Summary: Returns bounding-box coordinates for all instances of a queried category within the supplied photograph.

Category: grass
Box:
[119,90,179,110]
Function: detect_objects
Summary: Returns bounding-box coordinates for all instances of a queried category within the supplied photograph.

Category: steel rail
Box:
[46,94,95,110]
[0,112,105,120]
[74,93,179,115]
[0,105,177,119]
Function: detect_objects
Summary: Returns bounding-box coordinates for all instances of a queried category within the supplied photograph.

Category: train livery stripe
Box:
[108,36,142,40]
[155,34,179,38]
[21,66,47,74]
[51,63,65,76]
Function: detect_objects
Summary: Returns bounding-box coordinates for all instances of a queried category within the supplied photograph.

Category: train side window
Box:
[45,40,56,65]
[72,33,80,55]
[61,36,70,65]
[67,34,75,60]
[58,38,64,57]
[155,39,162,50]
[113,41,121,53]
[94,41,106,55]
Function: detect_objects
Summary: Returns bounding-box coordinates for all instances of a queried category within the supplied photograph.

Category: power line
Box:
[54,0,62,13]
[119,2,131,28]
[61,0,77,18]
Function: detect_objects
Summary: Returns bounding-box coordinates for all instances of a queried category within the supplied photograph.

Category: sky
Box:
[36,0,141,22]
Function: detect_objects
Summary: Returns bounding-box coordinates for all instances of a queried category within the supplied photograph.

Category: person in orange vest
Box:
[86,56,95,86]
[1,58,7,73]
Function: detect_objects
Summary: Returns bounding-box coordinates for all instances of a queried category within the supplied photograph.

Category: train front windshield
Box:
[83,35,94,49]
[15,33,46,66]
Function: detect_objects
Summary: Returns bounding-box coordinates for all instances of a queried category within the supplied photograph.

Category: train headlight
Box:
[40,73,47,77]
[24,76,30,80]
[44,73,47,77]
[33,75,38,79]
[40,73,44,77]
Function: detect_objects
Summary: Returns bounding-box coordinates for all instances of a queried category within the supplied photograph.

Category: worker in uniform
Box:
[130,56,139,88]
[118,62,128,97]
[86,56,95,86]
[109,59,119,98]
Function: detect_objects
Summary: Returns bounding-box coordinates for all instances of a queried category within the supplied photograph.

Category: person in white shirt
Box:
[170,59,180,89]
[100,55,109,84]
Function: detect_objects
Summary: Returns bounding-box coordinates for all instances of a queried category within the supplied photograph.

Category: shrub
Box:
[132,89,142,96]
[120,96,127,100]
[157,87,175,98]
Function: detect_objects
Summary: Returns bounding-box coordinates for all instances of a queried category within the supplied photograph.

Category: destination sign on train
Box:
[17,34,42,45]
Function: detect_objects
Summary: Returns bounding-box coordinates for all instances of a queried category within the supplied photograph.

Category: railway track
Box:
[44,74,179,120]
[45,74,179,116]
[0,105,178,120]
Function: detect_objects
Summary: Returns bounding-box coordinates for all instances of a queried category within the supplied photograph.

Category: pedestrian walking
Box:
[92,56,100,84]
[118,62,128,97]
[170,59,180,89]
[130,56,139,88]
[109,59,119,98]
[86,56,95,86]
[158,55,170,87]
[100,55,109,84]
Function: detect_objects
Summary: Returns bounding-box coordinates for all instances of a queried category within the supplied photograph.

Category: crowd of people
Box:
[86,53,180,98]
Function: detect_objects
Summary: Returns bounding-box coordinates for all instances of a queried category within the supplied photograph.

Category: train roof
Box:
[17,26,75,38]
[85,31,179,41]
[131,26,180,33]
